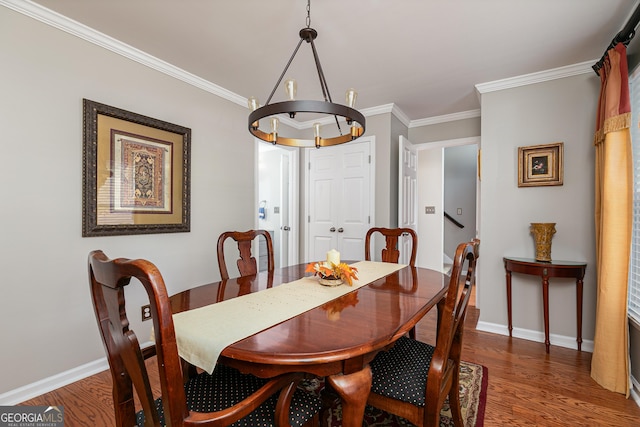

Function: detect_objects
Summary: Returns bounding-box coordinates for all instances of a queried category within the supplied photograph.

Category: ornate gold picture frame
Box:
[83,99,191,236]
[518,142,563,187]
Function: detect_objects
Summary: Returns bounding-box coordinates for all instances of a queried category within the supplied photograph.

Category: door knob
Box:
[330,227,336,232]
[282,226,291,231]
[337,228,344,233]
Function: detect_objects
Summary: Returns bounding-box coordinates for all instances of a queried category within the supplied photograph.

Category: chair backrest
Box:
[427,239,479,405]
[217,229,274,280]
[365,227,418,266]
[90,251,311,427]
[88,250,188,427]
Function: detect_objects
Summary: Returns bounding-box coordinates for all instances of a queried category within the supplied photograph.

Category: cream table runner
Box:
[172,261,405,374]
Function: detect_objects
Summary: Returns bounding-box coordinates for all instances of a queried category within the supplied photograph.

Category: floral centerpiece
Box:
[305,249,358,286]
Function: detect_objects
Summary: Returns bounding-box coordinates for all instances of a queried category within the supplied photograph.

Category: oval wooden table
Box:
[170,263,449,427]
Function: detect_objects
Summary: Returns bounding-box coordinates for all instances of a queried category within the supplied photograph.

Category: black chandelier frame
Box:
[248,26,366,148]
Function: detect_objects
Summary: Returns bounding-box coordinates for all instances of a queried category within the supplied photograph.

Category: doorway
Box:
[443,144,477,263]
[413,136,479,279]
[257,142,299,268]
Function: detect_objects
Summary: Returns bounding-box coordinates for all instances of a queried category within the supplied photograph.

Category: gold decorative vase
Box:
[530,223,556,262]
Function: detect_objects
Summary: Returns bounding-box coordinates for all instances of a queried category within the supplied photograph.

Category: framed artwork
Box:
[83,99,191,236]
[518,142,563,187]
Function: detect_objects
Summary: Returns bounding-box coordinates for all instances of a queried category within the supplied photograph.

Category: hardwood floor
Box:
[459,307,640,426]
[20,303,640,426]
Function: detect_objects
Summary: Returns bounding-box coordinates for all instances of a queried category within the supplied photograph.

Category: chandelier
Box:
[248,0,365,148]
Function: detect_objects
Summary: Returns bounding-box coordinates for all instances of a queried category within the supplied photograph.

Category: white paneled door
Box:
[398,136,418,265]
[307,140,372,262]
[257,143,298,268]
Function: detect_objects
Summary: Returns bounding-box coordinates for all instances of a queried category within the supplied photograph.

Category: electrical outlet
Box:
[141,304,152,321]
[425,206,436,214]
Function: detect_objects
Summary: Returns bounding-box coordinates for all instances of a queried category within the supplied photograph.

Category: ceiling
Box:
[24,0,640,122]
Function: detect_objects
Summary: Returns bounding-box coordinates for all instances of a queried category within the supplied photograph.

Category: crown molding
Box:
[5,0,597,131]
[390,104,411,127]
[362,103,394,116]
[475,60,597,94]
[412,136,480,150]
[1,0,247,108]
[3,0,411,131]
[410,109,481,128]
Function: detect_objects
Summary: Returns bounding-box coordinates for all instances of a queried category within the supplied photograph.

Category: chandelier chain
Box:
[306,0,311,28]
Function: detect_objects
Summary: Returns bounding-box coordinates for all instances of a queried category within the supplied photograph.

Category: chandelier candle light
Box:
[247,0,365,148]
[306,249,358,286]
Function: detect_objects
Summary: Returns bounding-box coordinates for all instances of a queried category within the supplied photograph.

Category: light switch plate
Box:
[425,206,436,214]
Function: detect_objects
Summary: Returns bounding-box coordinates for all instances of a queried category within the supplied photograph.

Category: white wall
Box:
[408,72,599,351]
[477,74,599,347]
[0,7,256,396]
[367,114,393,228]
[409,116,480,142]
[417,148,444,270]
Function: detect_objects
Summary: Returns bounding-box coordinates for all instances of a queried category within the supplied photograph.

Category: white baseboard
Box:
[1,341,155,405]
[0,358,109,405]
[475,321,594,352]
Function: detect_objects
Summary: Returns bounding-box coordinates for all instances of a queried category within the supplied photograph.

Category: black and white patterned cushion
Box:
[370,335,435,407]
[136,364,321,427]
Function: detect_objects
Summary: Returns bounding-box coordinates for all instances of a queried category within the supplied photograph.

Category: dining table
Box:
[169,261,449,427]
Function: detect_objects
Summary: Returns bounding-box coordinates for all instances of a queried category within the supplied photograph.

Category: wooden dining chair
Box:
[365,227,418,266]
[88,250,320,427]
[365,227,419,337]
[366,239,480,427]
[217,229,274,280]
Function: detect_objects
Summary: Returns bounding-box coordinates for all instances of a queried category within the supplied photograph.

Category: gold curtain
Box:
[591,43,632,396]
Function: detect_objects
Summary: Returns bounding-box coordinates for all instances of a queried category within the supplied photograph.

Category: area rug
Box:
[301,361,487,427]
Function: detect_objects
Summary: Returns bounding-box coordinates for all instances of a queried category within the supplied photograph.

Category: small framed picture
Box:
[518,142,563,187]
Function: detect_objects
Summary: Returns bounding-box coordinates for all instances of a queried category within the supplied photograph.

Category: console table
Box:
[503,256,587,353]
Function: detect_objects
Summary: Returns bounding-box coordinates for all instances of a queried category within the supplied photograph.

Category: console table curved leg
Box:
[577,278,583,351]
[506,270,513,337]
[542,277,550,353]
[327,365,372,427]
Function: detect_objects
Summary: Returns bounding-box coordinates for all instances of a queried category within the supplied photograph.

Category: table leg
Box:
[506,270,513,337]
[542,277,550,353]
[327,365,372,427]
[577,278,583,351]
